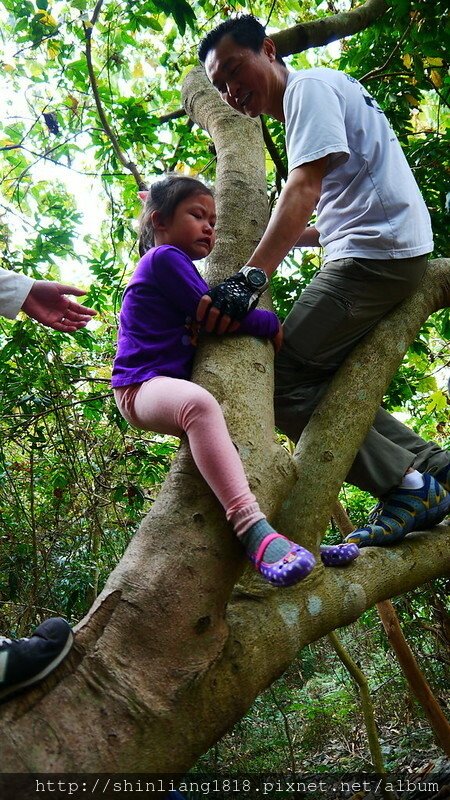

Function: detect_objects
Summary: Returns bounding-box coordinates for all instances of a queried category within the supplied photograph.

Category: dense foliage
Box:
[0,0,448,771]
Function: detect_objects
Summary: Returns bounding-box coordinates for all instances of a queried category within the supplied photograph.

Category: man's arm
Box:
[244,157,326,276]
[197,157,327,332]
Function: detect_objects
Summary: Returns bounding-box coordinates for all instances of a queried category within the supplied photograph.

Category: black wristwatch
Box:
[238,266,269,294]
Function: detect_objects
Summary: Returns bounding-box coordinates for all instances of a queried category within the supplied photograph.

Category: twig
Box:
[261,117,288,181]
[158,109,187,123]
[83,5,146,189]
[328,630,393,794]
[269,688,298,772]
[360,12,418,83]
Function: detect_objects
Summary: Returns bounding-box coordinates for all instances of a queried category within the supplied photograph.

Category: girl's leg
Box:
[115,378,316,586]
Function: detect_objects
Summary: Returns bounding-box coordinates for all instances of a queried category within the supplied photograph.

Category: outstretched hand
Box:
[21,281,97,332]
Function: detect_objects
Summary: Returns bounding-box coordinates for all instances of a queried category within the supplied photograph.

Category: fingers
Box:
[216,312,233,335]
[65,299,97,317]
[198,301,225,334]
[56,285,97,315]
[50,319,86,333]
[272,323,284,353]
[196,295,240,334]
[56,284,88,297]
[51,304,97,332]
[204,308,236,334]
[204,306,220,333]
[196,295,211,323]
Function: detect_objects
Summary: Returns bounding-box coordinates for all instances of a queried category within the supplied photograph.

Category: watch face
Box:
[247,268,267,289]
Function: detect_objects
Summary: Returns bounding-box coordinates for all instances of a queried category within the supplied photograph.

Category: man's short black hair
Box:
[198,14,284,66]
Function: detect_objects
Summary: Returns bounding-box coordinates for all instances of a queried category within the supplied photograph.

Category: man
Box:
[0,267,96,701]
[197,15,450,546]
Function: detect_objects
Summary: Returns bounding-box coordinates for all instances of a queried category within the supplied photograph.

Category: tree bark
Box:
[1,65,449,776]
[272,0,389,56]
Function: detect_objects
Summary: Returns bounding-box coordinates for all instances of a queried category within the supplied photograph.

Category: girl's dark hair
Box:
[198,14,284,66]
[138,173,214,257]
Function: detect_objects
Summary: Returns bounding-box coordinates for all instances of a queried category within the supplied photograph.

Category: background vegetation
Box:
[0,0,448,773]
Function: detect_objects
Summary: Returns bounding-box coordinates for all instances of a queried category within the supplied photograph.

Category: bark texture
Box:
[272,0,389,56]
[1,66,449,775]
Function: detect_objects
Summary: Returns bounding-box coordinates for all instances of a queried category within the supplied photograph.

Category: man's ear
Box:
[263,37,277,62]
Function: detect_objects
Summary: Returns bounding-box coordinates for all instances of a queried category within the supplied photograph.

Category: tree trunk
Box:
[1,68,449,774]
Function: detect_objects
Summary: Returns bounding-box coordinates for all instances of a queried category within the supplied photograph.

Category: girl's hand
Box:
[272,322,283,353]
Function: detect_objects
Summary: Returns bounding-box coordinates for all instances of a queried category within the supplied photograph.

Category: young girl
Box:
[112,174,358,588]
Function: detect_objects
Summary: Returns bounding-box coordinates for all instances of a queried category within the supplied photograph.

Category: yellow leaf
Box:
[405,93,420,107]
[65,94,79,113]
[29,61,41,77]
[2,63,14,73]
[429,69,443,88]
[402,54,412,68]
[47,40,60,59]
[174,163,198,176]
[0,139,16,147]
[426,391,447,413]
[37,10,58,27]
[133,62,144,78]
[425,57,444,67]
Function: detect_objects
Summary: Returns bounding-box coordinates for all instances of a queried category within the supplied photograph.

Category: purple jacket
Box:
[112,245,279,387]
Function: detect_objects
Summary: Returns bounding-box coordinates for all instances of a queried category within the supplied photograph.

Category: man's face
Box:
[204,34,276,118]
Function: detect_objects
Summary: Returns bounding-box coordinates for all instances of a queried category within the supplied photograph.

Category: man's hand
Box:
[196,272,262,334]
[272,322,283,353]
[21,281,97,332]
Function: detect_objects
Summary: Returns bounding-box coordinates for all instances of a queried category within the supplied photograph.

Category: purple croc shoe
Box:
[320,543,359,567]
[250,532,316,588]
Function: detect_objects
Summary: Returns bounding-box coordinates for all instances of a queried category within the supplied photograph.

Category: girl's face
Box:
[153,193,216,261]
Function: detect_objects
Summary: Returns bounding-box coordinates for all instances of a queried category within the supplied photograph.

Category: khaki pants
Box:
[274,255,449,497]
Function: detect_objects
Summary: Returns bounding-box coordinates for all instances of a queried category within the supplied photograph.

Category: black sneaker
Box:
[0,618,73,702]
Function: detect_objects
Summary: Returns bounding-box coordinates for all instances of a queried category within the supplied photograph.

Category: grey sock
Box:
[241,519,291,563]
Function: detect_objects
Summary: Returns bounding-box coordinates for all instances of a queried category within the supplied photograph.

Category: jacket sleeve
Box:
[238,307,280,339]
[0,268,34,319]
[151,248,279,339]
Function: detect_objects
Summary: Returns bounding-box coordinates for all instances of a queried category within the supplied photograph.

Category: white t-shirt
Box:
[283,68,433,262]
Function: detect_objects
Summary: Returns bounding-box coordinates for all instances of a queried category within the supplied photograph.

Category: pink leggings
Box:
[114,377,265,537]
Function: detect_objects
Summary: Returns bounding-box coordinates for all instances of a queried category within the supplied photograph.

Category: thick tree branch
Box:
[272,0,390,56]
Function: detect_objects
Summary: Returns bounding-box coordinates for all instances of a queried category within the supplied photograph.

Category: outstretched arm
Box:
[197,157,327,333]
[21,281,96,332]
